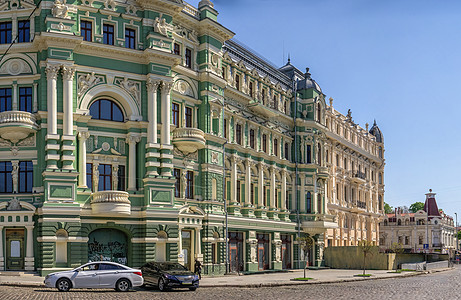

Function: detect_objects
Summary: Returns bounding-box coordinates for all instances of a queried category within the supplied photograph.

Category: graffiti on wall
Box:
[88,229,127,265]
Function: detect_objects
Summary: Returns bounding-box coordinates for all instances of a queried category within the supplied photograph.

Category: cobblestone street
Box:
[0,267,459,300]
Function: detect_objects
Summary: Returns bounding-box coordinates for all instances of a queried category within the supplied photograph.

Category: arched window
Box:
[397,219,402,226]
[89,99,124,122]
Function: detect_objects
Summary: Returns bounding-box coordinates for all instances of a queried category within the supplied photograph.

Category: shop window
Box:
[103,24,114,45]
[19,87,32,112]
[81,20,92,42]
[89,99,124,122]
[0,88,12,112]
[0,22,11,44]
[125,28,135,49]
[18,20,30,43]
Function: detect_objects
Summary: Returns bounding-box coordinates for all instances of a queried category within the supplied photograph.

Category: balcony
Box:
[301,214,338,235]
[0,111,38,143]
[351,200,367,213]
[91,190,131,215]
[351,171,366,184]
[317,166,329,179]
[172,127,206,155]
[248,101,279,119]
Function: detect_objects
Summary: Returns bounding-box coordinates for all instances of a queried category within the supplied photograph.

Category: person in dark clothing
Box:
[194,259,202,279]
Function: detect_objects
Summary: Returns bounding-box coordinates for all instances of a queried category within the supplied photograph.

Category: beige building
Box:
[379,191,456,253]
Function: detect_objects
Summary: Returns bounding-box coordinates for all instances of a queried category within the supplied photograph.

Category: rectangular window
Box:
[250,183,254,205]
[274,138,278,156]
[185,107,192,128]
[306,145,311,163]
[263,188,267,207]
[0,22,12,44]
[236,124,242,145]
[103,24,114,45]
[98,164,112,191]
[236,180,241,202]
[250,129,255,149]
[173,43,180,55]
[222,66,226,79]
[125,28,136,49]
[172,102,180,126]
[18,20,30,43]
[185,171,193,199]
[185,48,192,68]
[224,119,227,139]
[18,161,33,193]
[0,88,12,112]
[262,134,267,153]
[86,163,93,191]
[117,165,126,191]
[174,168,180,197]
[81,21,92,42]
[249,81,253,97]
[285,143,289,160]
[235,74,240,91]
[0,161,12,193]
[19,87,32,112]
[262,88,266,104]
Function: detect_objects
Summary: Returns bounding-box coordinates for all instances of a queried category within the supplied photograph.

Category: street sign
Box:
[423,244,429,249]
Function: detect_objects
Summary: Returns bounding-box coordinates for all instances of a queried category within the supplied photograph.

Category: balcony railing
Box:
[0,111,37,126]
[172,127,206,154]
[91,190,131,215]
[0,110,38,143]
[354,171,366,180]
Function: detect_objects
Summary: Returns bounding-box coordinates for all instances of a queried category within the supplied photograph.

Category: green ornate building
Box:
[0,0,384,275]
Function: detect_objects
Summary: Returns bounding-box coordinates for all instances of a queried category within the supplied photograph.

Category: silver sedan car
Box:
[44,261,144,292]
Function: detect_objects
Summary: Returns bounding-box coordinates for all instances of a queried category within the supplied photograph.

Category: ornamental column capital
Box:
[61,65,76,81]
[126,133,141,145]
[147,78,161,92]
[161,81,174,93]
[45,64,60,80]
[78,131,90,141]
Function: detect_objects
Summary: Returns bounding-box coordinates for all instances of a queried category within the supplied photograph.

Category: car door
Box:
[98,264,123,287]
[142,264,159,285]
[73,263,100,288]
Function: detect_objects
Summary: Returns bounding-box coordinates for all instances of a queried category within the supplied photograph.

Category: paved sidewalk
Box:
[0,267,451,288]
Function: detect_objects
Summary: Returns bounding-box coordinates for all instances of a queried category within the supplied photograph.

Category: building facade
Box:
[0,0,384,275]
[379,191,456,254]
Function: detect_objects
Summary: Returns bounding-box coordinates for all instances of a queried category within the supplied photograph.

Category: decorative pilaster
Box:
[126,133,141,190]
[33,82,38,112]
[159,81,174,177]
[25,225,34,270]
[12,83,17,110]
[45,64,61,170]
[78,131,90,188]
[61,66,76,170]
[145,78,161,177]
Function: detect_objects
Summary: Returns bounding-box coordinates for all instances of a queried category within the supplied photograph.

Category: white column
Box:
[196,229,201,255]
[230,156,237,202]
[126,134,141,190]
[62,66,75,136]
[33,83,38,112]
[78,131,90,188]
[258,163,264,207]
[147,78,160,144]
[161,81,173,145]
[245,160,251,204]
[270,167,275,209]
[12,83,17,110]
[281,169,287,210]
[45,64,60,135]
[26,226,34,258]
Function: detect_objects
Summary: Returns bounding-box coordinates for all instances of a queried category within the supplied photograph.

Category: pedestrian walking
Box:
[194,259,202,279]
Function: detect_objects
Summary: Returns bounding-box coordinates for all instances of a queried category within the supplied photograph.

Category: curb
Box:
[0,268,453,289]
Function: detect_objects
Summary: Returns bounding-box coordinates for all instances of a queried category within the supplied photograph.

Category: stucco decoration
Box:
[0,0,35,10]
[154,17,173,36]
[0,58,32,75]
[6,197,21,211]
[77,72,104,98]
[173,79,194,97]
[17,134,35,147]
[52,0,70,19]
[115,77,140,105]
[81,0,94,7]
[125,4,137,15]
[104,0,116,10]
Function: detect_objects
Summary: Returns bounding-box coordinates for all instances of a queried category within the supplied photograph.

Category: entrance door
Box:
[281,234,291,269]
[257,233,269,270]
[6,229,25,270]
[182,230,192,270]
[228,232,244,273]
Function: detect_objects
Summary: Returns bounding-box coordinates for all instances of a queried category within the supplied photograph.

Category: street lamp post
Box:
[455,212,458,252]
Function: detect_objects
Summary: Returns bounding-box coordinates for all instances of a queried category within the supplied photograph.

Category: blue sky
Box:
[189,0,461,218]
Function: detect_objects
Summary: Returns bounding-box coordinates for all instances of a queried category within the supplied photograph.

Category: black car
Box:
[141,262,199,291]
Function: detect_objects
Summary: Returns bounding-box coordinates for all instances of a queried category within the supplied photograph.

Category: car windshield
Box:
[158,263,188,271]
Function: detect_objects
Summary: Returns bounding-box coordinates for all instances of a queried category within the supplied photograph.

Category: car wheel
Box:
[158,278,168,292]
[189,287,197,291]
[56,278,71,292]
[115,278,131,292]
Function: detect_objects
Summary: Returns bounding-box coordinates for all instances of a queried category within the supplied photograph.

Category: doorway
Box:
[281,234,291,269]
[182,230,192,270]
[228,232,244,273]
[257,233,270,270]
[6,228,25,270]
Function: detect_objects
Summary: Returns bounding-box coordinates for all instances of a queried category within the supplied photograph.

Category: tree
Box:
[297,236,313,279]
[390,242,404,254]
[409,202,425,213]
[384,202,393,214]
[358,240,374,275]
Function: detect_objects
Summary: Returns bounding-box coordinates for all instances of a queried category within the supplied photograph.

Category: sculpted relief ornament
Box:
[77,72,103,98]
[115,77,140,104]
[52,0,70,19]
[154,17,173,36]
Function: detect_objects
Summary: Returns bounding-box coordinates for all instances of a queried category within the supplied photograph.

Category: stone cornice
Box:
[135,0,184,16]
[198,18,234,43]
[34,32,83,51]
